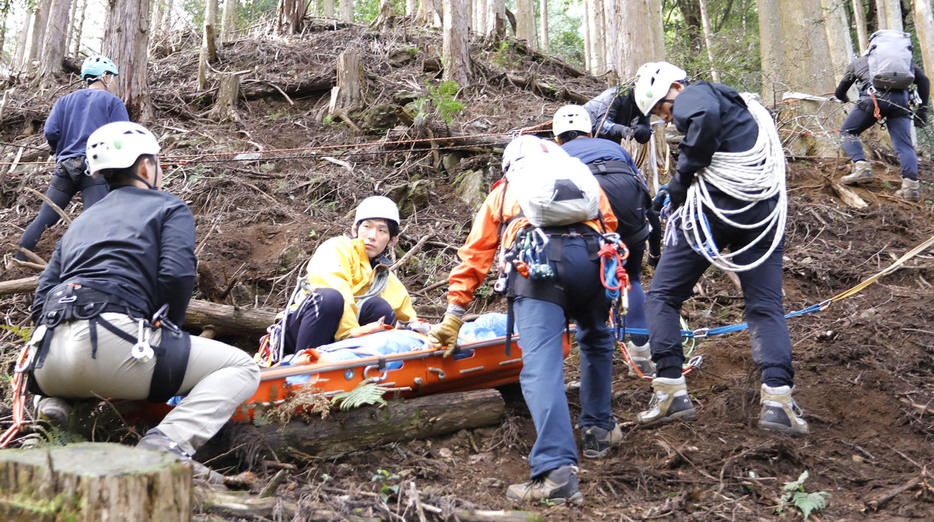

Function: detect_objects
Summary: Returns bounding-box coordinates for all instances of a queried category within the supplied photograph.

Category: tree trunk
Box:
[229,388,506,461]
[852,0,868,52]
[821,0,855,85]
[757,0,785,105]
[338,0,353,23]
[277,0,305,34]
[221,0,237,42]
[697,0,719,82]
[914,0,934,86]
[0,443,191,520]
[538,0,548,51]
[602,0,618,84]
[161,0,175,34]
[371,0,396,29]
[71,0,87,56]
[328,51,363,117]
[198,0,218,90]
[38,0,72,89]
[515,0,534,48]
[65,0,77,57]
[443,0,470,86]
[416,0,441,27]
[616,0,663,80]
[323,0,334,17]
[485,0,505,41]
[875,0,902,31]
[102,0,152,121]
[151,0,165,44]
[12,12,32,72]
[406,0,416,17]
[582,0,591,71]
[586,0,604,74]
[26,0,52,69]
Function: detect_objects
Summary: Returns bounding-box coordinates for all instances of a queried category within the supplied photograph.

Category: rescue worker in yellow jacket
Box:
[430,135,621,505]
[280,196,418,355]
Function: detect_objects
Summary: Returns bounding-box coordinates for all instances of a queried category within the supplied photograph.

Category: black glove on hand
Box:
[652,185,669,212]
[667,174,689,210]
[612,123,634,140]
[632,124,652,143]
[914,107,928,128]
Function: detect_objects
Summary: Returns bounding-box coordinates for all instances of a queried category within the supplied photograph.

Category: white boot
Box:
[758,384,809,435]
[840,160,873,185]
[894,178,920,202]
[626,341,656,377]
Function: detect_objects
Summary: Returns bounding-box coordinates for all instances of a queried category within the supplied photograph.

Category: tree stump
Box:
[210,73,241,123]
[0,442,191,521]
[328,52,363,120]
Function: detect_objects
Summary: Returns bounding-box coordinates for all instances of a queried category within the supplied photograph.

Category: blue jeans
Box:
[513,235,615,478]
[646,200,794,387]
[840,93,917,181]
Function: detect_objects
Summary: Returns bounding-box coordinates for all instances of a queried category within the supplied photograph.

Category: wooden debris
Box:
[830,182,869,209]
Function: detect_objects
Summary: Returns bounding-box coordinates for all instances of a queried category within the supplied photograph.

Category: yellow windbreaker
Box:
[298,235,417,340]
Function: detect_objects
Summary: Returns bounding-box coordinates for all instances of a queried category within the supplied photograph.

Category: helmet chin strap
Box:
[132,173,156,190]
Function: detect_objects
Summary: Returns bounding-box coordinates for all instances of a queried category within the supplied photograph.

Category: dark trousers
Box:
[17,156,108,260]
[283,287,396,355]
[623,240,648,345]
[646,199,794,387]
[840,93,917,181]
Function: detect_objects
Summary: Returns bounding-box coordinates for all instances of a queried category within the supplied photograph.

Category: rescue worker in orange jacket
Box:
[429,135,621,505]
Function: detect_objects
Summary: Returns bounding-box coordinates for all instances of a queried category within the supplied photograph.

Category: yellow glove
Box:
[428,314,464,357]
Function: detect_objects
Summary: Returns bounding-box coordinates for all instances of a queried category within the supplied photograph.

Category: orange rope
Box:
[0,346,32,448]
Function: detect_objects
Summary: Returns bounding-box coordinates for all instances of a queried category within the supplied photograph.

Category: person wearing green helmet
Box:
[15,54,129,261]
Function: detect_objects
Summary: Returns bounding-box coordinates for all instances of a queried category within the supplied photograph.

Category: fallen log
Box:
[225,388,505,461]
[0,277,275,338]
[0,442,190,520]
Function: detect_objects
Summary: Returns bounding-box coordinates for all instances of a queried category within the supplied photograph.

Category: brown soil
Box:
[2,20,934,521]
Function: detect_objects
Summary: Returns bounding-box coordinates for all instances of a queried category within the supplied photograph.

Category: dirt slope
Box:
[2,20,934,520]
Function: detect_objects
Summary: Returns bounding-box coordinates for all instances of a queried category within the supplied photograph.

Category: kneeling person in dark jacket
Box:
[30,122,260,479]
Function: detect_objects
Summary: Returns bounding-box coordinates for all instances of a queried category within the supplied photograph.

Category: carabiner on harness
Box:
[131,319,155,363]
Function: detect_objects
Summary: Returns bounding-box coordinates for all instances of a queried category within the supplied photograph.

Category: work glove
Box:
[632,123,652,143]
[603,120,633,140]
[428,314,464,358]
[667,174,690,211]
[652,185,669,213]
[914,107,928,128]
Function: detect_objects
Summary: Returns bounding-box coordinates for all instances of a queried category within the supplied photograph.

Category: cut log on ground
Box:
[222,388,505,461]
[0,442,191,520]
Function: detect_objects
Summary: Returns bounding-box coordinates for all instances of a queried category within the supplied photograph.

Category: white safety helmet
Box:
[354,196,400,233]
[552,105,593,137]
[501,134,565,174]
[633,61,687,116]
[86,121,161,174]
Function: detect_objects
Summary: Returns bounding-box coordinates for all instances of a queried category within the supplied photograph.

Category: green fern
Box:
[330,381,389,410]
[779,470,830,519]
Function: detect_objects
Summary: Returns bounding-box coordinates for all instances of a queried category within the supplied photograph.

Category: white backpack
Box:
[505,146,602,227]
[867,30,915,91]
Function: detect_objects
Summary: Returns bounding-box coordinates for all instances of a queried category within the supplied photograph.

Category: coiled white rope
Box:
[671,93,787,272]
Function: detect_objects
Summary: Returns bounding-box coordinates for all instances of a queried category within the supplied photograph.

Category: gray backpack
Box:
[866,30,914,91]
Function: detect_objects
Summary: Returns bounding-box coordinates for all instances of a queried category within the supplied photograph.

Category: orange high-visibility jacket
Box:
[446,179,618,308]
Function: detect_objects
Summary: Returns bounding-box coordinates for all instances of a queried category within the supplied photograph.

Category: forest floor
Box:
[2,19,934,521]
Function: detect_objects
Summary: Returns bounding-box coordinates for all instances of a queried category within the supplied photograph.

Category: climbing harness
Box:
[673,93,787,272]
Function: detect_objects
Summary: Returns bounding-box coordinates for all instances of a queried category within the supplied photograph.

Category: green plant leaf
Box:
[330,381,388,410]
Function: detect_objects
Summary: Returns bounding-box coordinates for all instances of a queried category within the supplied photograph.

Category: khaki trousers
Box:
[34,313,260,456]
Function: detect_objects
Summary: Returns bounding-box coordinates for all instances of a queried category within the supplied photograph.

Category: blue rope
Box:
[604,254,621,301]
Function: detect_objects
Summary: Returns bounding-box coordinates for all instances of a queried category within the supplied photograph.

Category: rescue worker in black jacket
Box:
[30,121,260,478]
[552,104,661,377]
[583,84,653,144]
[632,62,808,435]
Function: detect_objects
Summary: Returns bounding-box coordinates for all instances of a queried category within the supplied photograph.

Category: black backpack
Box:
[587,160,651,245]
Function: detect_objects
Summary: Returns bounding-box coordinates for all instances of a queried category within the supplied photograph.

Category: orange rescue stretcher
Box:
[140,314,574,423]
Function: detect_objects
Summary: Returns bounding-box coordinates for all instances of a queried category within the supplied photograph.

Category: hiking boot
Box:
[758,384,809,436]
[506,465,584,505]
[840,161,873,185]
[581,423,623,459]
[137,428,226,484]
[894,178,920,202]
[35,396,71,428]
[626,341,656,378]
[637,376,697,427]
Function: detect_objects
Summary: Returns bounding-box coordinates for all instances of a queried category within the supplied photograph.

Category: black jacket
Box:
[33,185,197,326]
[584,86,653,143]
